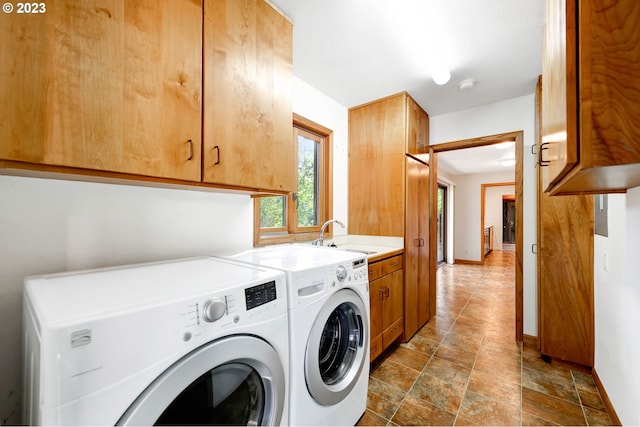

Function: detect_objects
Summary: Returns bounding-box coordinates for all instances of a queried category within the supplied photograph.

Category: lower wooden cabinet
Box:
[369,254,404,361]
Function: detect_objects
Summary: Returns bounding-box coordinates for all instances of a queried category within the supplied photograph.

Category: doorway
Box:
[503,197,516,244]
[428,130,524,341]
[436,184,447,264]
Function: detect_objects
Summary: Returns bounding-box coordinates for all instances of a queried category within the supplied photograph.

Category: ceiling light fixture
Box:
[500,159,516,167]
[494,141,514,150]
[431,67,451,85]
[458,78,476,90]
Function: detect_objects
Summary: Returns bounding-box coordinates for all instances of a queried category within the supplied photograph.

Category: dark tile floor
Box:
[358,247,615,426]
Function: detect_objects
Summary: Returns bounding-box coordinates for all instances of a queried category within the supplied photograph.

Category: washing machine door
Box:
[305,288,368,406]
[117,335,285,426]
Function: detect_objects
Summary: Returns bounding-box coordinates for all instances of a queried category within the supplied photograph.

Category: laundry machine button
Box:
[203,298,226,322]
[336,265,347,282]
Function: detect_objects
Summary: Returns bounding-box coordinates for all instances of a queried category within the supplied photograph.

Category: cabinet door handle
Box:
[384,287,390,298]
[187,139,193,161]
[532,243,538,254]
[213,145,221,165]
[378,289,384,301]
[539,142,550,167]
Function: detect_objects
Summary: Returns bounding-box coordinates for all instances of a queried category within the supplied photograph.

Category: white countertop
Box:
[324,235,404,261]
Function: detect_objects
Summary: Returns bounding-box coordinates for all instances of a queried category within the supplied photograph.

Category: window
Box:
[254,114,333,245]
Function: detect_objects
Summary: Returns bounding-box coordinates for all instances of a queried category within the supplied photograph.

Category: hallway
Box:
[358,249,615,426]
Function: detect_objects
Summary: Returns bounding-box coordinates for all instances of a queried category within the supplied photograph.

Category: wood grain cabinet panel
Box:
[537,77,594,367]
[0,0,202,181]
[203,0,293,193]
[349,92,431,346]
[369,256,404,361]
[541,0,640,194]
[405,156,430,340]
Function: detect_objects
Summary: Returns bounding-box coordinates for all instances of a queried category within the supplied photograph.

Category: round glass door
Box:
[118,335,285,426]
[305,289,368,406]
[155,363,264,425]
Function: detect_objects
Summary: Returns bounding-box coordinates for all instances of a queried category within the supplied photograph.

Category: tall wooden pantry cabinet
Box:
[537,77,594,367]
[348,92,431,345]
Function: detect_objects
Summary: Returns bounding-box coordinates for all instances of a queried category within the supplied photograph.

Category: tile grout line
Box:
[450,268,489,426]
[572,370,590,426]
[520,338,524,426]
[386,298,463,425]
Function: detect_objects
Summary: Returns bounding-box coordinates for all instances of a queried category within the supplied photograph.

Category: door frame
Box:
[481,182,516,258]
[436,183,448,264]
[428,130,524,341]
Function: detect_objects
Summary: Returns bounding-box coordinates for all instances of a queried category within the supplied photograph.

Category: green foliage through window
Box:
[260,196,285,229]
[297,134,319,227]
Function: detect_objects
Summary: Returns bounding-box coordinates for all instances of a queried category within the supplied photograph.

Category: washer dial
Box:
[202,298,226,322]
[336,265,348,282]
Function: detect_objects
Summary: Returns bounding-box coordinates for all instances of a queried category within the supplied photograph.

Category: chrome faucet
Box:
[312,219,345,246]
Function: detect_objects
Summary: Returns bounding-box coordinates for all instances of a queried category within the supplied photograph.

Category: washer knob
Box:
[203,298,226,323]
[336,265,348,282]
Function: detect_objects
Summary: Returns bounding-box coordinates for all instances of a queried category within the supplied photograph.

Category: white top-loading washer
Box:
[226,244,370,426]
[23,257,289,426]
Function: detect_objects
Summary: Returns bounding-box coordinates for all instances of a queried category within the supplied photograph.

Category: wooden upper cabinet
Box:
[541,0,640,194]
[348,92,429,236]
[407,96,430,154]
[0,0,202,181]
[203,0,293,193]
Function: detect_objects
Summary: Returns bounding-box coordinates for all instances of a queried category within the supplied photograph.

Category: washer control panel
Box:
[202,298,226,322]
[330,257,368,288]
[178,275,286,343]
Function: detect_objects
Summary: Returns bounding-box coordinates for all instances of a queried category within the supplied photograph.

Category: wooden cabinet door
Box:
[382,270,404,331]
[348,94,406,236]
[0,0,202,181]
[369,276,384,345]
[542,0,640,194]
[538,187,594,366]
[541,0,577,190]
[203,0,293,193]
[417,161,430,328]
[406,96,429,154]
[405,157,430,339]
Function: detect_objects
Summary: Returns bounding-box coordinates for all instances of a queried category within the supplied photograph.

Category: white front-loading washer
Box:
[22,257,289,426]
[226,245,370,426]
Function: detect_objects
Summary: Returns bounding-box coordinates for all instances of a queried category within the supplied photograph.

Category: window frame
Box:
[253,114,333,246]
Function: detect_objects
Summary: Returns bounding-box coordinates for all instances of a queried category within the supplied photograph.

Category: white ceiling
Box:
[268,0,544,174]
[437,142,516,175]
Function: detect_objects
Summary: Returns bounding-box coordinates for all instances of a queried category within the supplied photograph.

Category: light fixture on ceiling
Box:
[500,158,516,167]
[431,67,451,85]
[458,78,476,90]
[494,141,515,150]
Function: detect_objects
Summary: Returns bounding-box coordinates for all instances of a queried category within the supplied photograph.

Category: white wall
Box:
[430,93,538,336]
[0,177,255,424]
[292,77,349,233]
[485,185,516,251]
[450,172,515,261]
[0,76,347,425]
[594,189,640,425]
